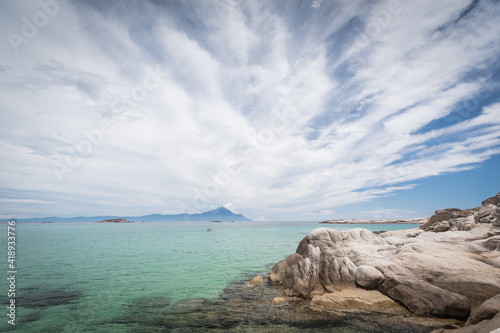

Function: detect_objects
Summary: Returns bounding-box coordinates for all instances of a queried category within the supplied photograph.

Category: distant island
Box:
[319,218,427,224]
[96,218,132,223]
[3,206,251,223]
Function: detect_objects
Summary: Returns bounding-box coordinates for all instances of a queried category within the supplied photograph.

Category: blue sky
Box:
[0,0,499,221]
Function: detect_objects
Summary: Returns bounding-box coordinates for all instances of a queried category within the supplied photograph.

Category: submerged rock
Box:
[268,192,500,332]
[16,286,83,308]
[249,275,264,286]
[108,274,463,332]
[271,296,287,306]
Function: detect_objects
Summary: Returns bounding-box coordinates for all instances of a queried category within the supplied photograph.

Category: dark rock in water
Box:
[437,313,500,333]
[248,275,264,286]
[268,192,500,332]
[111,295,172,327]
[16,287,82,308]
[106,274,462,332]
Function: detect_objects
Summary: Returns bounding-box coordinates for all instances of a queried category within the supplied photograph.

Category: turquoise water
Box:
[0,221,421,332]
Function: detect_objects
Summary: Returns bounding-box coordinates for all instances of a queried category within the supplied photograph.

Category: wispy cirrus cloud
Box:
[0,0,499,220]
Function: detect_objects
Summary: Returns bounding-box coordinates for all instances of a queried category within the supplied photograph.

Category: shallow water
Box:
[0,221,425,332]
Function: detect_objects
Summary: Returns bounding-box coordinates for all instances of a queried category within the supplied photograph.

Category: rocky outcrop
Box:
[421,192,500,232]
[268,192,500,331]
[420,209,476,232]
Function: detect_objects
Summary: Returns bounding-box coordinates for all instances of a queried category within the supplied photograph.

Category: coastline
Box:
[104,270,465,332]
[319,218,428,224]
[269,192,500,333]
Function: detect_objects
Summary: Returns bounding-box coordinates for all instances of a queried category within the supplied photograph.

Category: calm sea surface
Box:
[0,221,421,332]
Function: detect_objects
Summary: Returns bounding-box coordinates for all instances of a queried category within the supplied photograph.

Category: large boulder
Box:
[355,265,384,289]
[379,275,470,319]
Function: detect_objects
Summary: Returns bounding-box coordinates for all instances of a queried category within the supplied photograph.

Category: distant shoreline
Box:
[96,218,132,223]
[319,218,427,224]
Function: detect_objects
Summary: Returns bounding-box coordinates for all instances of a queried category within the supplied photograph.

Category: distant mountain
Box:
[1,206,251,222]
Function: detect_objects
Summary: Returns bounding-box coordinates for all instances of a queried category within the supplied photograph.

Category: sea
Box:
[0,221,426,333]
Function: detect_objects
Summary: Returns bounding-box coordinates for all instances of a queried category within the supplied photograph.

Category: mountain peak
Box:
[198,206,250,221]
[211,206,231,213]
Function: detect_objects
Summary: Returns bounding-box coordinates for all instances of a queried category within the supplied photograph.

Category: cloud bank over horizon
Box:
[1,0,500,220]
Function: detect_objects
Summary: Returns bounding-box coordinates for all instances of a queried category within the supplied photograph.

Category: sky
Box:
[1,0,500,221]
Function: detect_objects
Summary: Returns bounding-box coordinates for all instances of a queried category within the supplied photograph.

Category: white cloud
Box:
[0,199,57,204]
[303,210,334,216]
[221,203,239,214]
[311,0,323,9]
[0,0,499,220]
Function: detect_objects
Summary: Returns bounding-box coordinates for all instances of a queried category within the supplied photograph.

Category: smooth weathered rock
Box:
[379,276,471,319]
[483,236,500,251]
[309,287,407,314]
[269,192,500,325]
[355,265,384,289]
[249,275,263,286]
